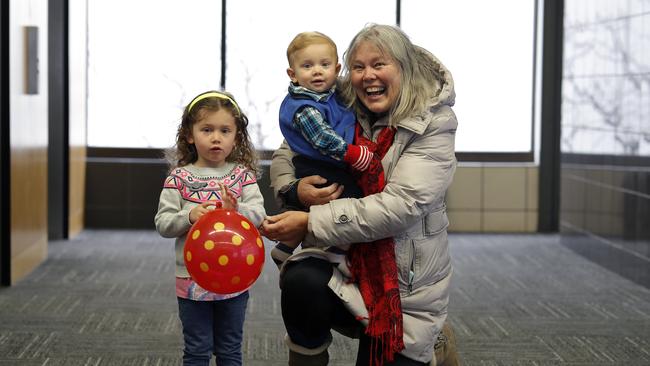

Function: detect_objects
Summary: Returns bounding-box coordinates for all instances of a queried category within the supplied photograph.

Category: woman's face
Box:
[350,41,401,114]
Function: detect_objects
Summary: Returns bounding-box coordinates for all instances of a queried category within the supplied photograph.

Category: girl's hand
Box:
[220,183,238,210]
[260,211,309,247]
[189,201,218,223]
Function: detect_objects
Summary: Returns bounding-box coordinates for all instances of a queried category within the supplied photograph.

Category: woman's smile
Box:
[365,86,386,96]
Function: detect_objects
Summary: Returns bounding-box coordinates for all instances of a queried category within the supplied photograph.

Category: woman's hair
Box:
[286,31,338,67]
[340,24,443,126]
[166,91,259,175]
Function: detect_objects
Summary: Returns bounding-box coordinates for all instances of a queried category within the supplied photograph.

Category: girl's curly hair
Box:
[166,91,259,176]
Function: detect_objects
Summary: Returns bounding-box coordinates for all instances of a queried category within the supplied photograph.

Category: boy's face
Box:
[287,43,340,93]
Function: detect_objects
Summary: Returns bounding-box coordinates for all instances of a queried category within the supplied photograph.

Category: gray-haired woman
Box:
[262,24,460,366]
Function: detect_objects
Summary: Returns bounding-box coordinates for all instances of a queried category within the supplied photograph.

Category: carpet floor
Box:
[0,230,648,365]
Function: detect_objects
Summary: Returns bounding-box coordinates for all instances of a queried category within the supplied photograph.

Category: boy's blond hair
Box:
[286,31,338,67]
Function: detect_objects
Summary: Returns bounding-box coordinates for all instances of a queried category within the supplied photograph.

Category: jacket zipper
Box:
[408,240,415,294]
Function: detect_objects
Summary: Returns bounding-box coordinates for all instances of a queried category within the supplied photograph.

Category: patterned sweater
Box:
[154,163,266,299]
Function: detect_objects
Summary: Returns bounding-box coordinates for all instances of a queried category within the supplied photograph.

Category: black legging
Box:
[280,257,428,366]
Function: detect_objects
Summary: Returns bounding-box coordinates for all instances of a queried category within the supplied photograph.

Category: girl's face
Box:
[349,41,401,115]
[187,108,238,168]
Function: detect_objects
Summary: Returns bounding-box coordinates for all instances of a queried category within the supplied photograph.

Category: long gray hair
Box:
[339,24,443,127]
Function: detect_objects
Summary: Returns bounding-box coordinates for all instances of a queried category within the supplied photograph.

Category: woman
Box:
[262,24,459,366]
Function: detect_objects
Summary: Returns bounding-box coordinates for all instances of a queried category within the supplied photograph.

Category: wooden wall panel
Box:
[68,146,86,236]
[68,0,87,238]
[10,148,48,284]
[9,0,49,284]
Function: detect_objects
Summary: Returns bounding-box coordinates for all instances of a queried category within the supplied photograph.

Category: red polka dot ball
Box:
[184,208,264,294]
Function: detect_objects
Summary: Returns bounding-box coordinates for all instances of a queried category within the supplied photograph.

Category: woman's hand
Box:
[260,211,309,247]
[297,175,344,207]
[189,201,218,223]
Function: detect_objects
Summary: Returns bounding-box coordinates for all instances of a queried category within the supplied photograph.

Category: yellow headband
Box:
[187,91,241,116]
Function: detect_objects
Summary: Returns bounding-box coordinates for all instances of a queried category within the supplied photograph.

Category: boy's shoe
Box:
[270,242,296,269]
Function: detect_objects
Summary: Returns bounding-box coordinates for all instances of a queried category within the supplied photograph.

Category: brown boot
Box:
[288,349,329,366]
[285,333,331,366]
[434,321,461,366]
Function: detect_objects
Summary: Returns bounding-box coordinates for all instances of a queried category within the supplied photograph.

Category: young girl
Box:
[154,90,266,366]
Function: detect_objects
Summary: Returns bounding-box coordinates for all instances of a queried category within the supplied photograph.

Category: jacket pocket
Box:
[424,205,449,236]
[408,233,451,292]
[408,239,416,294]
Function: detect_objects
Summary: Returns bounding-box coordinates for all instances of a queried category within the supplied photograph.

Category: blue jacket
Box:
[279,91,356,167]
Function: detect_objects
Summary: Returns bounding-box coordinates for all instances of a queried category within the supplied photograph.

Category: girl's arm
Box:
[237,181,266,228]
[154,188,193,238]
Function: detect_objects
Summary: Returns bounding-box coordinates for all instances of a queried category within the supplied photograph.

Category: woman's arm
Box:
[269,141,298,202]
[305,112,457,247]
[270,140,343,209]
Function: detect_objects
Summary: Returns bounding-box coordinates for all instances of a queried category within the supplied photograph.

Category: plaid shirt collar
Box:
[288,83,335,102]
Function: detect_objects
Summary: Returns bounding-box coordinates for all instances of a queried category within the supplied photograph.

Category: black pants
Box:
[293,155,363,199]
[281,257,428,366]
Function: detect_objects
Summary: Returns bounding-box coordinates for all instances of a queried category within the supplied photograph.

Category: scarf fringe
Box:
[364,286,404,365]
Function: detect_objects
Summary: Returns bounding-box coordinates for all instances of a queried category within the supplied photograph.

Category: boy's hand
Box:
[344,144,372,171]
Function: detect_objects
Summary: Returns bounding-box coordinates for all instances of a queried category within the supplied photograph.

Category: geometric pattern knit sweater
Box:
[154,162,266,279]
[163,164,256,202]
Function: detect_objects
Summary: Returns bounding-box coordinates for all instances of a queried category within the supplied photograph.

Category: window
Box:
[402,0,537,153]
[87,0,222,148]
[562,0,650,156]
[87,1,537,156]
[225,0,395,151]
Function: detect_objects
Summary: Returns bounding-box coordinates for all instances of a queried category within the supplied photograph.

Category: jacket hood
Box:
[427,51,456,109]
[394,51,455,135]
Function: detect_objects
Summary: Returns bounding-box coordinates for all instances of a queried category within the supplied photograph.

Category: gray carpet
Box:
[0,231,649,365]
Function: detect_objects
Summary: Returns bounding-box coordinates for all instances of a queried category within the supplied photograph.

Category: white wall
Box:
[69,0,87,147]
[10,0,48,141]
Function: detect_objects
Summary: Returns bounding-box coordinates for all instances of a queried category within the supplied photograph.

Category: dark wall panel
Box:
[48,0,69,240]
[84,150,281,230]
[0,0,10,286]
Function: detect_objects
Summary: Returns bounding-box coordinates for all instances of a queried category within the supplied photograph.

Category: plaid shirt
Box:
[290,84,348,160]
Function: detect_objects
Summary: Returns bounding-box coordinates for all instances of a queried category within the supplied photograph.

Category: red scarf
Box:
[348,124,404,365]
